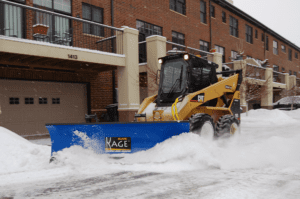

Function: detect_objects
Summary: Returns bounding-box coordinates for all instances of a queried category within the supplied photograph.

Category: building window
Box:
[245,25,253,43]
[273,40,278,55]
[215,45,225,63]
[266,36,269,51]
[229,16,238,37]
[295,52,298,59]
[170,0,186,15]
[136,20,162,63]
[39,97,48,104]
[255,30,258,39]
[282,67,285,72]
[82,3,104,37]
[222,11,226,23]
[210,5,215,18]
[200,40,209,57]
[294,71,297,77]
[261,33,264,42]
[281,45,286,53]
[288,48,292,61]
[9,97,19,105]
[52,98,60,104]
[231,50,238,60]
[25,97,34,104]
[33,0,71,13]
[273,65,279,72]
[289,70,292,75]
[200,0,207,24]
[172,31,185,50]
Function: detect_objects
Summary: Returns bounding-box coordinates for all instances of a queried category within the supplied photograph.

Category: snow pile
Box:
[241,108,298,125]
[0,127,51,174]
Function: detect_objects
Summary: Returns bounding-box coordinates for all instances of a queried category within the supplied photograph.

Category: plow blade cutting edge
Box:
[46,121,190,156]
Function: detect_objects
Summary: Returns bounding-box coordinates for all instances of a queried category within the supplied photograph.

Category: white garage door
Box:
[0,79,88,136]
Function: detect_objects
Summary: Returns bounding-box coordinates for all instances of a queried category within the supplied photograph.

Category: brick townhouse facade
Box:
[0,0,299,137]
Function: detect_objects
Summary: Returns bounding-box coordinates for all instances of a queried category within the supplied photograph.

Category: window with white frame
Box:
[273,40,278,55]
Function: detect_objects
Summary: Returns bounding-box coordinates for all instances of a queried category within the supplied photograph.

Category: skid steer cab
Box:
[136,52,243,139]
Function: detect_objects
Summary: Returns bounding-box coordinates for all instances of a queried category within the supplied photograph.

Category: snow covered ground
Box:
[1,109,300,198]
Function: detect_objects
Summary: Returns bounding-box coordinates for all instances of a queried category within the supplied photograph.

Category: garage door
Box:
[0,79,88,136]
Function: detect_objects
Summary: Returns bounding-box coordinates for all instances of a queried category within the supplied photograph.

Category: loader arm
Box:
[173,72,241,121]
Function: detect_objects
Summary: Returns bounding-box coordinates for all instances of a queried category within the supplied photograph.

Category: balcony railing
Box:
[0,0,123,54]
[246,64,266,80]
[273,71,286,84]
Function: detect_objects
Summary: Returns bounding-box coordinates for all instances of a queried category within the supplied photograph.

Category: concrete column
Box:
[261,68,273,109]
[289,75,297,89]
[284,73,290,89]
[207,52,222,77]
[117,26,140,122]
[146,35,167,97]
[233,60,247,111]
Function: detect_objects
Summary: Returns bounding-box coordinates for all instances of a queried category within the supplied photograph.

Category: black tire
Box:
[216,115,239,137]
[189,113,215,139]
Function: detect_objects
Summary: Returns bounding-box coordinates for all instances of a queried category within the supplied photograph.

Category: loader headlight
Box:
[158,59,163,64]
[183,54,189,60]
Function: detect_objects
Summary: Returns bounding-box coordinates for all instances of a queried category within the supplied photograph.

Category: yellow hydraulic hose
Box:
[171,98,180,121]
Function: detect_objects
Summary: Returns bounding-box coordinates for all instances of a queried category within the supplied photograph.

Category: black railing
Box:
[0,0,123,54]
[273,71,286,84]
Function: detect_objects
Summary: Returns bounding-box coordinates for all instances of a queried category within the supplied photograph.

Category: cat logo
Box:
[198,95,204,102]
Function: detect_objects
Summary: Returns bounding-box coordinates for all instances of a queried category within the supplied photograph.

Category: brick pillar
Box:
[117,26,140,122]
[146,35,166,97]
[261,68,273,109]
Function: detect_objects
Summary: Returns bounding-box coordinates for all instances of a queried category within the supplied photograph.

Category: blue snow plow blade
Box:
[46,121,190,155]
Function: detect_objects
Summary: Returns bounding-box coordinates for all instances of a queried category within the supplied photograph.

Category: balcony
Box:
[0,0,124,72]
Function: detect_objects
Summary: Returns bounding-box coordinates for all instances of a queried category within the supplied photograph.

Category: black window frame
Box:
[9,97,19,105]
[215,45,225,63]
[229,16,238,38]
[170,0,186,15]
[25,97,34,104]
[245,25,253,44]
[39,97,48,104]
[255,30,258,39]
[289,70,292,75]
[172,31,185,51]
[288,48,292,61]
[294,71,297,77]
[295,52,298,59]
[222,11,226,23]
[273,40,278,55]
[273,65,279,72]
[200,0,207,24]
[136,20,162,63]
[200,40,209,57]
[82,3,104,37]
[261,33,264,42]
[33,0,72,15]
[281,45,286,53]
[210,5,215,18]
[52,98,60,104]
[231,50,238,60]
[282,67,285,72]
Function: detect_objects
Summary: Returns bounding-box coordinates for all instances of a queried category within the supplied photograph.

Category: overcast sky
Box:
[232,0,300,48]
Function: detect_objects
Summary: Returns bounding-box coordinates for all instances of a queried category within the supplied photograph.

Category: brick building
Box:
[0,0,299,137]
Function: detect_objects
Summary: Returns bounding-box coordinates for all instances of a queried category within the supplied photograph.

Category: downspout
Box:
[209,0,212,50]
[111,0,117,104]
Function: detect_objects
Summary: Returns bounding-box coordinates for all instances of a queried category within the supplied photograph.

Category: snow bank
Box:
[241,108,298,125]
[0,127,51,174]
